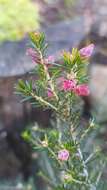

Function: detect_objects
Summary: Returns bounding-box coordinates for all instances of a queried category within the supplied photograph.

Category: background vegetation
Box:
[0,0,39,42]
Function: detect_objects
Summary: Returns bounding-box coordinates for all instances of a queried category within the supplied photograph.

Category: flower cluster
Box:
[47,79,89,97]
[27,43,93,98]
[62,80,90,96]
[27,42,94,64]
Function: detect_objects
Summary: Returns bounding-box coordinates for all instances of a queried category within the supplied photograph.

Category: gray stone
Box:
[43,16,87,55]
[0,39,34,77]
[0,16,87,77]
[89,64,107,123]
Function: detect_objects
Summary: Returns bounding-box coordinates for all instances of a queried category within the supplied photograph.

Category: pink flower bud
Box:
[58,149,69,161]
[45,55,55,64]
[44,55,55,67]
[47,55,55,62]
[47,89,53,97]
[62,79,76,91]
[74,84,90,96]
[26,48,40,64]
[79,44,94,58]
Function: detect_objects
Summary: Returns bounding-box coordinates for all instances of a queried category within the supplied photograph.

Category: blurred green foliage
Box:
[0,0,39,42]
[63,0,74,6]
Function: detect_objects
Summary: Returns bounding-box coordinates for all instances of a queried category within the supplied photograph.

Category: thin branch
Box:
[30,92,58,111]
[96,163,105,186]
[70,124,89,180]
[85,150,99,165]
[39,50,59,101]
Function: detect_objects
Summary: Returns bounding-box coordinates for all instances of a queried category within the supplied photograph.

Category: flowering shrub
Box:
[16,32,105,189]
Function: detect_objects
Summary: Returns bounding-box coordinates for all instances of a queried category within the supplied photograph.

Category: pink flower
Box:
[79,44,94,58]
[26,48,40,64]
[44,55,55,67]
[45,55,55,64]
[58,149,69,161]
[47,89,53,97]
[74,84,90,96]
[62,79,76,91]
[47,55,55,62]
